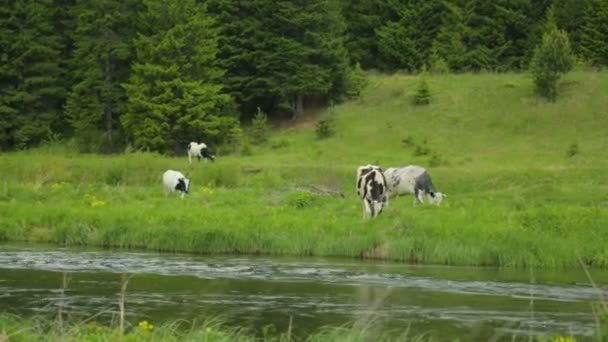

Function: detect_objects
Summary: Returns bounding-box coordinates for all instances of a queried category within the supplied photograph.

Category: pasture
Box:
[1,71,607,268]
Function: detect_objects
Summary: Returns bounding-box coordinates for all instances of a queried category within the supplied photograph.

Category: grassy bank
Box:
[0,314,583,342]
[1,71,607,268]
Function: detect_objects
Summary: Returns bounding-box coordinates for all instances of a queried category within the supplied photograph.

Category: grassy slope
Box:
[1,71,607,267]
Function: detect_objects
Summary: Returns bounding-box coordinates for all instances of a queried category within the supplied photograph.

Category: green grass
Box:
[1,71,607,268]
[0,315,433,342]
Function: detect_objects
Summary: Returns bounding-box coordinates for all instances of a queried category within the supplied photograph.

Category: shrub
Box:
[284,191,319,209]
[428,152,444,167]
[250,107,269,145]
[315,116,336,139]
[529,7,575,101]
[566,142,579,157]
[401,135,415,148]
[344,62,369,98]
[413,70,432,105]
[413,140,431,156]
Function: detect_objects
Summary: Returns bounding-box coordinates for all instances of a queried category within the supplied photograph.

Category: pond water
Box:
[1,243,607,340]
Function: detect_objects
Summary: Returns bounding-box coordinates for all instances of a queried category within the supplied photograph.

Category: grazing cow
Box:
[383,165,446,205]
[356,165,389,218]
[187,142,215,164]
[162,170,190,199]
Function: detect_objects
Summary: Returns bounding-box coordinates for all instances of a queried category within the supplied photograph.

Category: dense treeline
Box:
[1,0,607,153]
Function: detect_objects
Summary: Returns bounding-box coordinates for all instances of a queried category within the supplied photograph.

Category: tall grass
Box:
[1,71,607,268]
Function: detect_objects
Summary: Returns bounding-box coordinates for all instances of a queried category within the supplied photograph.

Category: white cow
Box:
[187,142,215,164]
[356,165,389,218]
[383,165,446,205]
[162,170,190,199]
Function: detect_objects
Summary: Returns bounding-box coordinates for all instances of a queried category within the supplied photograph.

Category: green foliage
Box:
[431,2,466,72]
[122,0,232,153]
[529,8,575,101]
[342,0,391,69]
[429,47,450,74]
[413,71,432,106]
[65,0,139,153]
[579,0,608,67]
[344,62,369,99]
[376,1,444,71]
[315,115,336,139]
[566,142,580,158]
[208,0,349,119]
[250,107,269,145]
[0,0,66,150]
[284,191,320,209]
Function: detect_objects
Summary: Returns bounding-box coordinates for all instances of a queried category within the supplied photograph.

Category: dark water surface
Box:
[1,243,607,340]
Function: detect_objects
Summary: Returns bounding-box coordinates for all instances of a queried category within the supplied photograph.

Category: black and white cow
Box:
[162,170,190,199]
[383,165,446,205]
[356,165,389,218]
[187,142,215,164]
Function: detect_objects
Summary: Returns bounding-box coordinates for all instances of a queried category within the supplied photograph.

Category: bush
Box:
[566,142,579,157]
[315,116,336,139]
[413,70,432,105]
[250,107,269,145]
[529,7,575,101]
[344,62,369,98]
[284,191,319,209]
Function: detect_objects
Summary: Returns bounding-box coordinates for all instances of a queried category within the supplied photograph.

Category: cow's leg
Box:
[188,152,193,165]
[362,199,368,219]
[363,199,373,218]
[414,189,425,205]
[374,201,384,217]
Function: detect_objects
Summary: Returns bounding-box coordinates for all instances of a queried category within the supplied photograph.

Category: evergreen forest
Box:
[1,0,607,153]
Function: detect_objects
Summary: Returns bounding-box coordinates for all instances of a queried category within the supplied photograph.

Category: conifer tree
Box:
[529,7,575,101]
[209,0,349,119]
[65,0,140,152]
[122,0,232,153]
[376,0,444,71]
[342,0,392,69]
[0,0,65,150]
[579,0,608,66]
[432,1,467,72]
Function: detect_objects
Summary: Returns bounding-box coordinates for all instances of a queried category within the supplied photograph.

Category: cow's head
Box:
[430,192,446,205]
[177,177,190,194]
[202,148,215,162]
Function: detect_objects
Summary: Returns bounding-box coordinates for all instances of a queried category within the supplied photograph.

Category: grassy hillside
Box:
[1,71,607,268]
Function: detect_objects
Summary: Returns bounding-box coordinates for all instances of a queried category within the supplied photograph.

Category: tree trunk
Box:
[104,30,113,153]
[292,94,304,119]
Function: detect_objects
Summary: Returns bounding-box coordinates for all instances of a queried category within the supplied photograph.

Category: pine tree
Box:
[529,7,575,101]
[376,0,444,71]
[122,0,232,154]
[579,0,608,66]
[65,0,141,153]
[432,1,467,72]
[0,0,65,150]
[554,0,589,56]
[209,0,349,119]
[341,0,393,69]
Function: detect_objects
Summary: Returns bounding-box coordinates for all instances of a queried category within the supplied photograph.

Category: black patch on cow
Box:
[364,170,387,202]
[175,178,187,193]
[201,148,215,162]
[414,171,436,196]
[391,174,401,188]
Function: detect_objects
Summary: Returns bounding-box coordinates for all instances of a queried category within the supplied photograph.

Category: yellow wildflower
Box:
[138,320,154,331]
[206,327,212,333]
[90,200,107,208]
[552,337,575,342]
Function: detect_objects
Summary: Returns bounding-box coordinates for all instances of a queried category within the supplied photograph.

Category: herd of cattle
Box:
[163,142,446,217]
